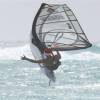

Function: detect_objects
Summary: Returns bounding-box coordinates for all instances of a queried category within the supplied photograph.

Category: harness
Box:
[46,60,61,71]
[44,48,61,70]
[46,53,61,70]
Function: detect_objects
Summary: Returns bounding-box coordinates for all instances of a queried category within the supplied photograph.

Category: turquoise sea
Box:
[0,42,100,100]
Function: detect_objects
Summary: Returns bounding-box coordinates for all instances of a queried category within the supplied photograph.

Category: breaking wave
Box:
[0,42,100,60]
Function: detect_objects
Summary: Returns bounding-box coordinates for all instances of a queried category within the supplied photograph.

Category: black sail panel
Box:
[32,3,92,51]
[32,3,46,53]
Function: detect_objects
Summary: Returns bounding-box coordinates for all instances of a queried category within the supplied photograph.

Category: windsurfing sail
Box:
[32,3,92,52]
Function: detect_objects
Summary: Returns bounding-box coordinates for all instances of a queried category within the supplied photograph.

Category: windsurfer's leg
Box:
[49,80,51,86]
[44,67,56,82]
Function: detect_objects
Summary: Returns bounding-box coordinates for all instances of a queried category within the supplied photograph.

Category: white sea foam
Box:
[61,51,100,61]
[0,44,33,60]
[55,83,100,90]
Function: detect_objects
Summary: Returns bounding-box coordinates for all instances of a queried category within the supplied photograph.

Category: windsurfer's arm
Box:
[56,51,61,59]
[21,56,47,63]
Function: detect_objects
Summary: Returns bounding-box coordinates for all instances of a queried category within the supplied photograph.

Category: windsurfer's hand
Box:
[21,55,27,60]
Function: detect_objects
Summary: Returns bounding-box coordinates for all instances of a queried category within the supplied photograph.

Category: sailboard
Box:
[31,3,92,52]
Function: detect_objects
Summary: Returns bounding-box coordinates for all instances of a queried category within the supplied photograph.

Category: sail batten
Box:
[39,9,72,17]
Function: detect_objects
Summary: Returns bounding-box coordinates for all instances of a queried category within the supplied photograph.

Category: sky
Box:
[0,0,100,43]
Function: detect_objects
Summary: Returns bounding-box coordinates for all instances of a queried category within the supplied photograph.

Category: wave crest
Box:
[0,43,100,60]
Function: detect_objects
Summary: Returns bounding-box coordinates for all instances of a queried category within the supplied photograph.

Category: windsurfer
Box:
[21,48,61,70]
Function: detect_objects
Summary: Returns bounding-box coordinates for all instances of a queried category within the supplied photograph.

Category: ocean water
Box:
[0,42,100,100]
